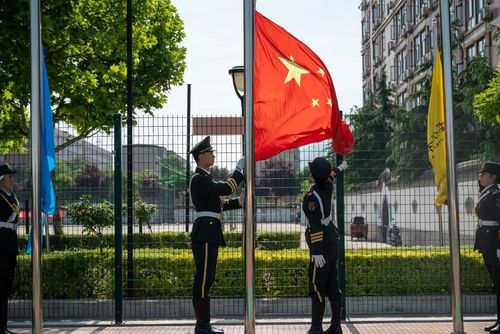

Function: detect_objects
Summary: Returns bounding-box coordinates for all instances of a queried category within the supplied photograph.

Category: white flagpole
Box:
[438,0,465,333]
[243,0,256,333]
[30,0,44,332]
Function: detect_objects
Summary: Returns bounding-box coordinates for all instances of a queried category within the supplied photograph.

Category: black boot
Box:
[0,297,7,332]
[306,300,325,334]
[193,298,224,334]
[324,300,343,334]
[488,294,500,333]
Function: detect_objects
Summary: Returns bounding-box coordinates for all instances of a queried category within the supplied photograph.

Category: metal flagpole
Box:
[243,0,256,333]
[438,0,465,333]
[30,0,44,332]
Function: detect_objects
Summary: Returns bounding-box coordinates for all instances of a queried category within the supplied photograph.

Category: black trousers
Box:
[192,241,219,299]
[481,248,500,295]
[0,251,16,329]
[308,241,342,303]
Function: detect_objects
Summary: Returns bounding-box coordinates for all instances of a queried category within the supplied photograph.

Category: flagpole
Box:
[243,0,256,333]
[438,0,465,333]
[30,0,44,332]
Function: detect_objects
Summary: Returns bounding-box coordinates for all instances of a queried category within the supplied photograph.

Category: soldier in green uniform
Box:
[188,136,244,334]
[474,161,500,333]
[303,157,347,334]
[0,163,19,334]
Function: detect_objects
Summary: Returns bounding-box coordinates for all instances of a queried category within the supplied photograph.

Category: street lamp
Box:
[228,65,246,154]
[228,65,245,101]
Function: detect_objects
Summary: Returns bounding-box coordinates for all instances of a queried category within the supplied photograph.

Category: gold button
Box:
[210,221,213,225]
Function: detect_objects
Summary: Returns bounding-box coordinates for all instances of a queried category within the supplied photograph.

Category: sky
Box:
[163,0,363,117]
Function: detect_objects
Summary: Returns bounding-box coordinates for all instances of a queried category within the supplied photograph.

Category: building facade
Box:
[361,0,500,108]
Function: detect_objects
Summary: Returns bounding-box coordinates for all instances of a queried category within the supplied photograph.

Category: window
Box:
[415,82,422,106]
[466,0,475,30]
[466,45,476,61]
[477,38,485,57]
[395,51,404,83]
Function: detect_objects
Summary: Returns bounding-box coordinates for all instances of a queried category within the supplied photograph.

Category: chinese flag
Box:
[254,12,342,161]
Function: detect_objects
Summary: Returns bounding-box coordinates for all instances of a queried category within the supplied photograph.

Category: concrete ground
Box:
[8,317,496,334]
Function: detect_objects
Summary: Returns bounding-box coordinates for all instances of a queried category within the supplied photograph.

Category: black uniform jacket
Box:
[0,188,19,255]
[190,167,243,245]
[302,176,338,255]
[474,183,500,253]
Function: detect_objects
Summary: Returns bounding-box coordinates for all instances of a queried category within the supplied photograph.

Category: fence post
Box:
[185,84,191,232]
[114,113,123,323]
[336,153,346,320]
[25,199,30,234]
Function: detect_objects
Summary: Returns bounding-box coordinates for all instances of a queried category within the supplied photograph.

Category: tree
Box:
[67,195,114,255]
[73,164,111,201]
[158,152,186,197]
[256,160,299,198]
[454,56,497,161]
[386,65,432,183]
[343,72,394,187]
[209,166,230,181]
[473,68,500,130]
[0,0,186,153]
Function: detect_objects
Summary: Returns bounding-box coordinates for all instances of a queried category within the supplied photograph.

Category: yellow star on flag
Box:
[327,98,332,106]
[311,98,320,107]
[279,56,310,86]
[317,68,325,77]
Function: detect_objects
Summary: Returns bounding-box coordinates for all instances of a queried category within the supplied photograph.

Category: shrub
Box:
[11,247,491,299]
[17,231,300,251]
[66,195,114,254]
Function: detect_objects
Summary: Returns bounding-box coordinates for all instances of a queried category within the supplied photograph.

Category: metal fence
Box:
[5,114,496,321]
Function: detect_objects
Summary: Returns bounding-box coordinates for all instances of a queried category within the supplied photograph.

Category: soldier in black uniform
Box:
[303,157,347,334]
[188,136,244,334]
[0,163,19,334]
[474,161,500,333]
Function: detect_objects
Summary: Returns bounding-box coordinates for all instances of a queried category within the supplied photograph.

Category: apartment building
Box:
[360,0,500,109]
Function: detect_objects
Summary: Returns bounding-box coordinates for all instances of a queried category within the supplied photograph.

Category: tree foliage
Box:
[473,68,500,131]
[66,194,114,254]
[453,56,497,161]
[0,0,186,153]
[386,68,431,183]
[256,160,299,197]
[344,72,395,186]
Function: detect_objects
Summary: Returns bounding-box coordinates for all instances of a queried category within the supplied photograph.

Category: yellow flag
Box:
[427,48,447,206]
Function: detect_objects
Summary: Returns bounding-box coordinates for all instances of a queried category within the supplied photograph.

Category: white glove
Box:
[311,254,325,268]
[235,157,245,173]
[238,188,245,206]
[337,160,348,172]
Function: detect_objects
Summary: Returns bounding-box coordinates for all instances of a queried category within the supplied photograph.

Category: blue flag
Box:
[27,47,55,255]
[40,48,56,215]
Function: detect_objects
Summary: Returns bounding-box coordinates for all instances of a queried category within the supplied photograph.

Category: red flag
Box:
[333,121,355,156]
[254,12,342,161]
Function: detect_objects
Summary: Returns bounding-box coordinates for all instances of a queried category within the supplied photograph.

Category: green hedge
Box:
[17,231,300,251]
[12,248,490,299]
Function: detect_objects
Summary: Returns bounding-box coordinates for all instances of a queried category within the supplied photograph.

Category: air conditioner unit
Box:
[422,7,429,18]
[402,71,408,81]
[388,41,395,50]
[481,7,492,22]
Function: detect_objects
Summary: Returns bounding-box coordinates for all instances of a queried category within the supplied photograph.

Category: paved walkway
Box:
[9,317,495,334]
